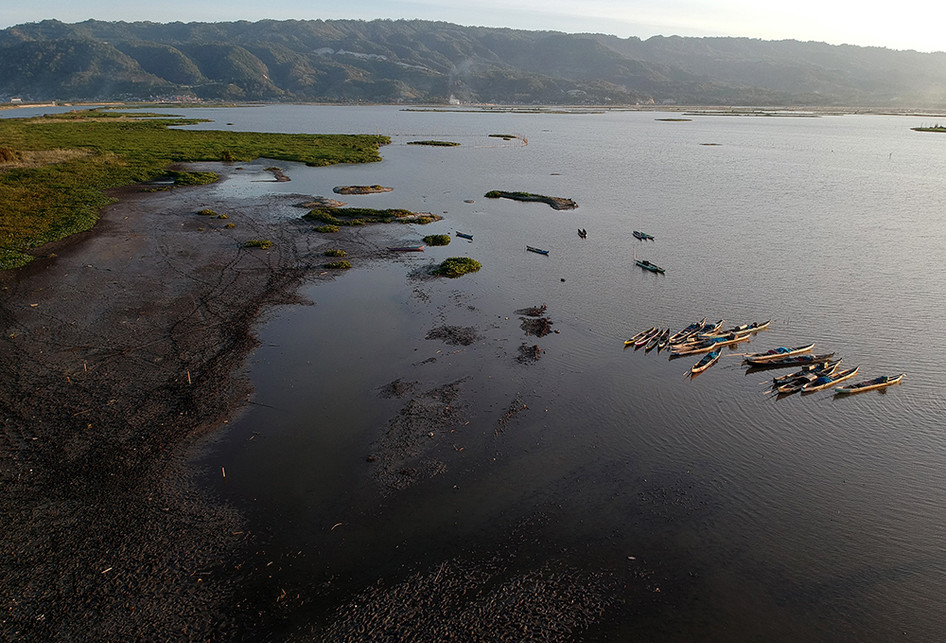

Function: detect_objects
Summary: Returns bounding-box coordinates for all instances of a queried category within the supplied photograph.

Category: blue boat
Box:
[633,230,655,240]
[526,245,550,255]
[456,231,473,240]
[691,348,721,374]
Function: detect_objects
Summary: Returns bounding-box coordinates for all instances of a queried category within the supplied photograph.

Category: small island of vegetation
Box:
[435,256,482,278]
[422,234,451,246]
[304,207,442,226]
[243,239,274,249]
[407,140,460,146]
[333,185,393,194]
[324,260,352,269]
[484,190,577,210]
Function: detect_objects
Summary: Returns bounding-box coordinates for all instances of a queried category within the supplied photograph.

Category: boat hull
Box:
[835,373,905,394]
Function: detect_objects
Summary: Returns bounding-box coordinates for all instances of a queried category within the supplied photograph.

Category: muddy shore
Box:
[0,163,392,639]
[0,164,628,640]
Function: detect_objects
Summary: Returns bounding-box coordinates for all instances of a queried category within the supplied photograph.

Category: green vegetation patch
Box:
[303,206,441,226]
[912,125,946,132]
[324,249,347,257]
[243,239,274,249]
[407,140,461,146]
[435,256,482,278]
[0,108,388,270]
[324,260,352,269]
[314,225,340,233]
[423,234,451,246]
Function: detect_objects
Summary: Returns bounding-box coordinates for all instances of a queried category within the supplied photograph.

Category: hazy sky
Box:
[3,0,943,53]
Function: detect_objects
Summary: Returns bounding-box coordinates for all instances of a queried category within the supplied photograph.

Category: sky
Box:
[2,0,944,53]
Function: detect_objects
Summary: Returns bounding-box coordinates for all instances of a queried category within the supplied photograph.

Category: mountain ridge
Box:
[2,18,945,107]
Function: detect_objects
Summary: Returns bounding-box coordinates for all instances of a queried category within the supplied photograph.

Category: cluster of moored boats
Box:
[625,318,904,395]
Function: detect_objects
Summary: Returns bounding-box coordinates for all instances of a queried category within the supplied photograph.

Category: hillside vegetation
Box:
[3,19,946,106]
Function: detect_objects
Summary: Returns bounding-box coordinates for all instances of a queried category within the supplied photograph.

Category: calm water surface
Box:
[157,105,945,640]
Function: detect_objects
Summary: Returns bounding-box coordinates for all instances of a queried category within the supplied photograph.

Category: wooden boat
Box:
[526,245,550,255]
[772,361,842,394]
[800,366,860,393]
[387,244,425,252]
[455,231,473,240]
[743,343,815,365]
[632,230,655,240]
[636,259,665,273]
[668,318,706,344]
[691,349,721,374]
[656,328,672,352]
[645,328,668,352]
[835,373,905,395]
[634,326,662,348]
[771,360,842,386]
[624,326,657,346]
[702,320,771,340]
[747,352,836,369]
[671,331,751,356]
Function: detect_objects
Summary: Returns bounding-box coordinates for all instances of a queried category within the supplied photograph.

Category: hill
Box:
[2,19,945,107]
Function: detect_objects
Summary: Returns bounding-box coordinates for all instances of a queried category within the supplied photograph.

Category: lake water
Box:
[150,105,944,640]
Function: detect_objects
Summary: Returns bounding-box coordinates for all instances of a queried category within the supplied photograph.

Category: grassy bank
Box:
[0,109,389,269]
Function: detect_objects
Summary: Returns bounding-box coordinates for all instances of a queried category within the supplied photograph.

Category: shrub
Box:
[423,234,451,246]
[314,225,340,233]
[197,208,217,216]
[324,249,347,257]
[324,260,352,269]
[435,257,481,278]
[243,239,274,249]
[225,223,236,229]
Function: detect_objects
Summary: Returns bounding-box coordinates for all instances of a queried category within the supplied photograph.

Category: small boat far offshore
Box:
[526,245,550,255]
[633,230,655,240]
[456,231,473,240]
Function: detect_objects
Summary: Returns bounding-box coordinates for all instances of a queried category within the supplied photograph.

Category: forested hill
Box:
[2,18,945,107]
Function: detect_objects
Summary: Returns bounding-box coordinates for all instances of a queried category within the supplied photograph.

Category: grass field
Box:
[0,108,389,269]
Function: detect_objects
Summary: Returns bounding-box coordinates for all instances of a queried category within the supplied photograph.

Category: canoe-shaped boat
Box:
[747,352,836,369]
[577,228,587,238]
[656,328,672,352]
[526,245,550,255]
[455,231,473,240]
[387,244,425,252]
[645,328,668,352]
[691,349,721,374]
[636,259,665,273]
[835,373,905,395]
[671,331,751,355]
[632,230,655,240]
[800,366,860,393]
[634,326,662,348]
[771,360,842,386]
[668,318,706,344]
[743,343,814,365]
[702,320,771,340]
[624,326,657,346]
[773,362,842,394]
